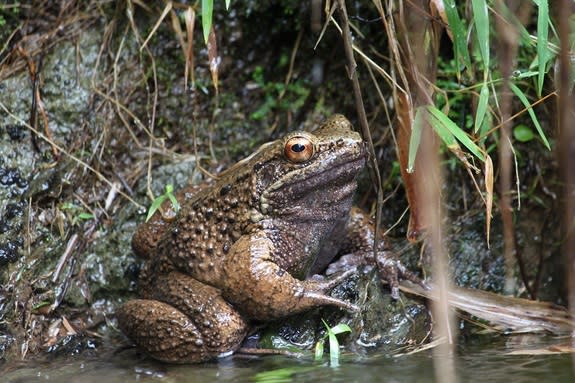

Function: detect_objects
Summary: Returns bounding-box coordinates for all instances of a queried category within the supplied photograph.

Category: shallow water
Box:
[2,336,574,383]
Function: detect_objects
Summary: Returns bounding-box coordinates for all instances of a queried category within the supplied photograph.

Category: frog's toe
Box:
[376,256,423,300]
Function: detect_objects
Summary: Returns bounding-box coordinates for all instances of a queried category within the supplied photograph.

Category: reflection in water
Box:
[2,337,574,383]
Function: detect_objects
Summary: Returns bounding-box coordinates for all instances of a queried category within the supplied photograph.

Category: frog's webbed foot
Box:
[374,252,424,299]
[303,269,360,311]
[326,251,424,300]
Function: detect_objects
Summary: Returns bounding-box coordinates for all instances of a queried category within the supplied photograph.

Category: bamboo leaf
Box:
[535,0,549,97]
[407,108,425,173]
[427,105,485,161]
[443,0,472,73]
[428,111,458,149]
[201,0,213,43]
[509,82,551,149]
[513,70,539,80]
[474,83,490,133]
[471,0,490,76]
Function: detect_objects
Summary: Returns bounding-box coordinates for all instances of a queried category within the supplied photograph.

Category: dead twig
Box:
[335,0,385,260]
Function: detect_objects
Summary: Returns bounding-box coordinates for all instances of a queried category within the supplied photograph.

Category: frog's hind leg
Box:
[117,272,248,363]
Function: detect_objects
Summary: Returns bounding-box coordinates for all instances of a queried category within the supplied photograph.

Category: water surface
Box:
[2,336,573,383]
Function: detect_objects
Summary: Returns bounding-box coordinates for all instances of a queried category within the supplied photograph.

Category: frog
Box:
[116,114,421,363]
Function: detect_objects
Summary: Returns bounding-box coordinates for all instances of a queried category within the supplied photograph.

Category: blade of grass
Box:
[443,0,471,75]
[201,0,213,43]
[146,195,167,221]
[329,323,352,335]
[407,107,425,173]
[314,339,324,361]
[427,105,486,161]
[535,0,549,97]
[327,329,339,366]
[509,82,551,149]
[474,83,490,133]
[471,0,490,78]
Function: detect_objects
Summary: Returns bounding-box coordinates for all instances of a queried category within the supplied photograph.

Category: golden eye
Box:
[284,135,314,163]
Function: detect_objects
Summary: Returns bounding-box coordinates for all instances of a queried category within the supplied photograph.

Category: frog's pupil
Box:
[292,143,305,152]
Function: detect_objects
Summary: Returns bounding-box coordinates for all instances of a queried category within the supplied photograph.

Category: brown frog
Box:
[117,115,420,363]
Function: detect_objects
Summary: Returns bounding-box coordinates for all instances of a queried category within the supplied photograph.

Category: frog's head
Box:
[250,114,366,222]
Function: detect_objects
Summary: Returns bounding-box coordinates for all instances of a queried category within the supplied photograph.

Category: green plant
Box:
[250,65,310,121]
[253,366,315,382]
[314,319,351,367]
[60,202,95,226]
[408,0,554,172]
[201,0,231,43]
[146,184,179,222]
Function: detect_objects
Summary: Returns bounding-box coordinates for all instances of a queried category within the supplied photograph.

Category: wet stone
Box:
[5,124,26,141]
[0,240,22,266]
[3,202,24,220]
[0,167,27,188]
[0,219,10,234]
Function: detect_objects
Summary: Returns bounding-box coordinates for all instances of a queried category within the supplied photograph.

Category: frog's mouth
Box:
[262,147,366,212]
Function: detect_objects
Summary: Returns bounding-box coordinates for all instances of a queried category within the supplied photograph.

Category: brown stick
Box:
[336,0,385,257]
[494,0,519,295]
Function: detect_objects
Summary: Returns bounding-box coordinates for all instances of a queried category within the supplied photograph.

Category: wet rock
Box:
[259,268,431,356]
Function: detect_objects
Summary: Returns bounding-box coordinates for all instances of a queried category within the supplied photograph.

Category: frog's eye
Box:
[284,136,314,163]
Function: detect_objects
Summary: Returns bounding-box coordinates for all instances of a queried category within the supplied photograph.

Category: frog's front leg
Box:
[117,271,248,363]
[327,207,423,299]
[221,231,359,321]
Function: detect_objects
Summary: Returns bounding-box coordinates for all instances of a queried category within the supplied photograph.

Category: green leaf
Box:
[509,82,551,149]
[165,184,180,212]
[427,111,459,148]
[77,212,95,220]
[407,108,425,173]
[146,194,167,222]
[254,367,313,382]
[329,323,352,335]
[427,105,485,161]
[321,319,350,366]
[513,124,535,142]
[32,301,51,310]
[443,0,471,74]
[60,202,78,210]
[201,0,213,43]
[512,70,539,80]
[535,0,549,97]
[326,327,340,366]
[474,83,490,133]
[314,339,324,361]
[471,0,490,77]
[225,0,231,10]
